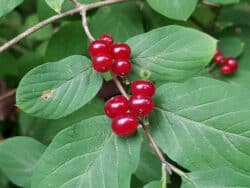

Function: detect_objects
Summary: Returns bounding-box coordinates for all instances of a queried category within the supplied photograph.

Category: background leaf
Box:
[0,0,24,17]
[144,181,162,188]
[45,0,64,13]
[19,98,104,144]
[150,77,250,174]
[218,37,244,58]
[89,2,144,42]
[208,0,240,5]
[126,25,217,82]
[46,22,87,62]
[31,116,141,188]
[0,137,46,187]
[146,0,198,21]
[182,167,250,188]
[16,55,103,119]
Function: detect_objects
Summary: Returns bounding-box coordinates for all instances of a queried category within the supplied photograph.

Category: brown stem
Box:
[111,73,129,99]
[140,120,172,174]
[0,0,127,53]
[81,10,95,42]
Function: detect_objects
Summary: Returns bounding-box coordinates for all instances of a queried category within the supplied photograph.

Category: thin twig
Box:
[140,120,172,175]
[111,73,129,98]
[81,9,95,42]
[0,89,17,101]
[0,37,28,54]
[0,0,127,53]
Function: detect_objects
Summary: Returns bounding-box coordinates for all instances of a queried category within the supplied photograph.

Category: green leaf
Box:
[150,77,250,173]
[46,21,88,62]
[126,25,217,82]
[208,0,240,5]
[182,167,250,188]
[218,37,244,58]
[37,0,55,20]
[0,137,46,187]
[0,170,8,188]
[89,2,144,42]
[144,181,162,188]
[220,70,250,91]
[31,116,141,188]
[45,0,64,13]
[19,98,104,144]
[218,1,250,28]
[0,52,18,76]
[0,0,24,17]
[135,134,161,183]
[146,0,198,21]
[16,55,103,119]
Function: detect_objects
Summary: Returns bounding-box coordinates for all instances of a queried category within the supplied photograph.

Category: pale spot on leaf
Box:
[41,89,54,100]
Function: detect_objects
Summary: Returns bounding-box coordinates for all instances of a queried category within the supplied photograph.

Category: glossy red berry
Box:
[131,80,155,97]
[104,95,129,118]
[220,65,234,75]
[111,43,131,60]
[112,113,138,137]
[100,34,113,46]
[92,54,113,72]
[88,40,110,56]
[213,49,225,65]
[224,57,238,71]
[112,59,132,76]
[129,95,154,117]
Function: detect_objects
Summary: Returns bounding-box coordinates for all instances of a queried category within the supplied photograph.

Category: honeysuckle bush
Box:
[0,0,250,188]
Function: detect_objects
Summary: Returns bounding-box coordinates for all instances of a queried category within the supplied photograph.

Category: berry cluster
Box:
[213,49,238,75]
[104,80,155,137]
[88,34,156,137]
[88,34,132,76]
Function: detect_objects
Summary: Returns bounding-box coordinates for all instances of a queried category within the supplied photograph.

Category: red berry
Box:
[213,53,225,65]
[92,54,113,72]
[100,34,113,46]
[111,43,131,59]
[220,65,234,75]
[88,40,110,56]
[131,80,155,97]
[112,113,138,137]
[129,95,154,117]
[104,95,129,118]
[213,50,225,65]
[112,59,132,76]
[224,57,238,71]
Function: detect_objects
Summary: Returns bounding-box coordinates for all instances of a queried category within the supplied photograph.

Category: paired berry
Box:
[131,80,155,97]
[213,49,225,65]
[112,113,138,137]
[224,57,238,71]
[213,49,239,75]
[92,54,113,72]
[88,34,132,76]
[112,59,132,76]
[104,95,129,118]
[129,95,154,117]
